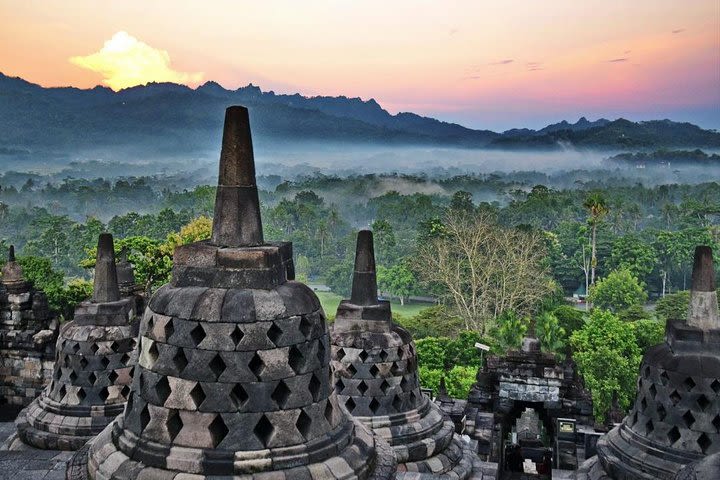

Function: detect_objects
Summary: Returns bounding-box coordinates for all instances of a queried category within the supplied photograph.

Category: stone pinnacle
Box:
[92,233,120,303]
[8,245,15,262]
[350,230,379,306]
[210,105,264,247]
[687,246,719,330]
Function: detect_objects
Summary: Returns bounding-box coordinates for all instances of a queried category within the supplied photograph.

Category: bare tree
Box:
[414,210,555,334]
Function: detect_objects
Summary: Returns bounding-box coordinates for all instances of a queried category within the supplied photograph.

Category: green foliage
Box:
[324,260,353,298]
[445,366,477,399]
[617,304,652,322]
[399,305,464,339]
[295,255,311,283]
[608,235,657,284]
[417,366,443,395]
[571,309,642,422]
[377,262,417,304]
[444,331,484,369]
[491,311,530,351]
[552,305,585,338]
[632,319,665,352]
[535,311,566,355]
[655,290,690,322]
[415,337,450,370]
[588,269,647,312]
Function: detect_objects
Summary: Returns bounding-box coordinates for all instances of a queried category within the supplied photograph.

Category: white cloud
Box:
[70,31,203,90]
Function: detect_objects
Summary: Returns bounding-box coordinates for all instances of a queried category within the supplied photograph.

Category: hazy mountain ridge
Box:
[1,72,719,159]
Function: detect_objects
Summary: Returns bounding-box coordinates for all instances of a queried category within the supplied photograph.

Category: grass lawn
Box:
[314,291,431,318]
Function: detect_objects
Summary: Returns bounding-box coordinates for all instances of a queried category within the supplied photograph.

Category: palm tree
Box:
[583,192,609,285]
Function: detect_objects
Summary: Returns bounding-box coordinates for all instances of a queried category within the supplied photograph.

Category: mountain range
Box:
[1,72,719,158]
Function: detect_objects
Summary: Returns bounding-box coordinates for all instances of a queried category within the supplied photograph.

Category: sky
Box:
[1,1,718,131]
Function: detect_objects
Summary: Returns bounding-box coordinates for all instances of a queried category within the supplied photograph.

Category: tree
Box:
[325,260,353,298]
[398,305,464,339]
[492,311,530,351]
[295,255,311,283]
[414,209,554,333]
[588,269,647,312]
[535,311,566,355]
[632,319,665,352]
[415,337,450,371]
[655,290,690,323]
[608,235,657,287]
[377,263,416,305]
[570,309,641,422]
[583,192,610,286]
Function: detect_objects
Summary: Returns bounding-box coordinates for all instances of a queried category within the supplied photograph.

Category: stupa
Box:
[11,233,138,451]
[330,230,484,478]
[72,106,396,479]
[576,246,720,479]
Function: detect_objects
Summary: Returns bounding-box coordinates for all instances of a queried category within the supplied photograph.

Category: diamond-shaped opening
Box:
[88,372,97,385]
[357,380,368,395]
[107,370,118,383]
[99,387,109,402]
[697,394,710,411]
[711,379,720,394]
[344,397,356,413]
[209,354,226,380]
[231,384,248,408]
[316,341,326,363]
[308,374,321,402]
[266,323,283,345]
[670,390,682,405]
[392,394,402,411]
[248,353,265,379]
[80,357,88,369]
[697,433,711,454]
[683,377,696,391]
[69,370,78,382]
[72,343,80,353]
[660,371,670,386]
[299,315,313,338]
[645,419,654,433]
[288,346,305,374]
[121,385,130,399]
[147,316,155,330]
[139,404,151,431]
[148,342,159,364]
[111,341,120,353]
[347,364,357,376]
[324,401,333,424]
[156,377,171,404]
[58,385,67,399]
[335,378,345,393]
[164,318,175,341]
[369,365,379,377]
[336,348,346,361]
[190,383,206,408]
[380,379,390,394]
[630,411,638,426]
[640,397,647,411]
[379,350,389,361]
[63,355,70,367]
[121,353,131,365]
[397,347,404,359]
[657,404,667,421]
[166,409,183,441]
[172,348,188,372]
[638,378,643,389]
[391,362,401,375]
[208,415,228,448]
[271,380,291,408]
[101,357,110,369]
[230,326,244,346]
[190,324,206,346]
[77,387,86,402]
[644,366,651,379]
[667,426,681,444]
[712,415,720,433]
[682,410,695,428]
[296,410,312,440]
[254,415,274,447]
[400,377,409,391]
[359,350,368,362]
[369,398,380,414]
[54,369,62,380]
[649,383,657,399]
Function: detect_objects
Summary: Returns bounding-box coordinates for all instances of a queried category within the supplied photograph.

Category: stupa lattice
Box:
[11,233,138,451]
[71,106,396,479]
[330,230,487,478]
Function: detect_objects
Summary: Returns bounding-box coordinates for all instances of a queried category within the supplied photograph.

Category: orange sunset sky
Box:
[1,0,718,130]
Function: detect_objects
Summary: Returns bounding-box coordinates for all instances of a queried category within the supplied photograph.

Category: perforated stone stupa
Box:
[576,246,720,479]
[330,230,487,479]
[72,106,396,479]
[10,233,138,451]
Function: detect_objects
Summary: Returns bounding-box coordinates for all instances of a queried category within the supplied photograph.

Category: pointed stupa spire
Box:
[350,229,378,306]
[92,233,120,303]
[8,244,15,262]
[210,106,264,247]
[2,244,27,290]
[687,245,719,330]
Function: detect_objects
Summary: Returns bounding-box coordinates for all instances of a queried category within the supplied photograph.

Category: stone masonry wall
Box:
[0,348,54,407]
